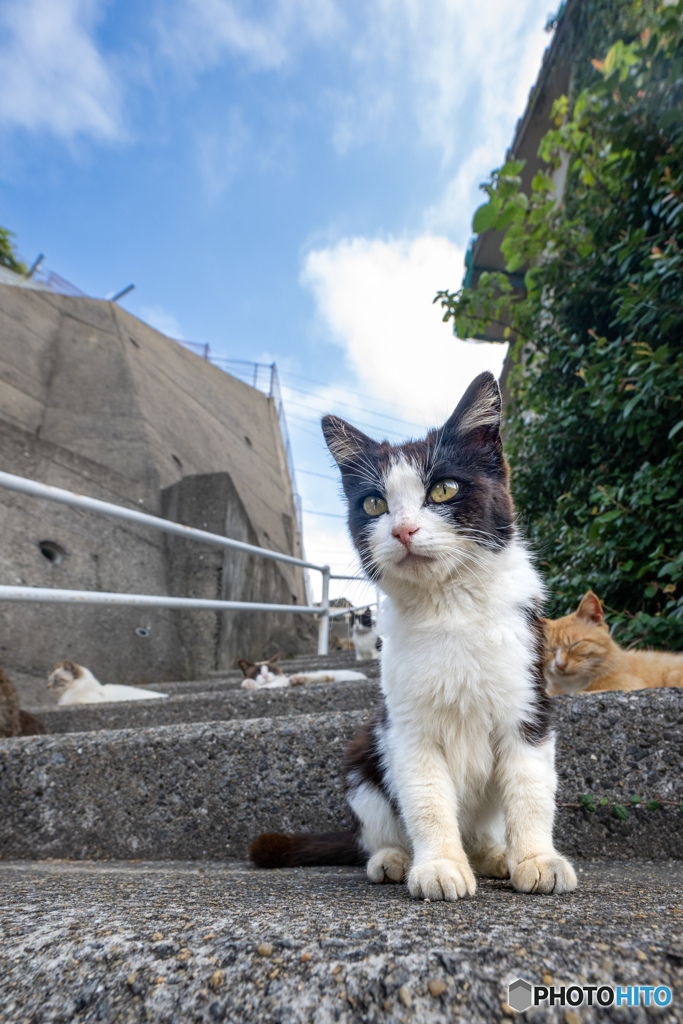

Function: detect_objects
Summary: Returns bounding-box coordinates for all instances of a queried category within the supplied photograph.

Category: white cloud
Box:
[323,0,551,162]
[197,107,251,198]
[0,0,122,140]
[160,0,343,73]
[301,234,506,428]
[141,304,185,339]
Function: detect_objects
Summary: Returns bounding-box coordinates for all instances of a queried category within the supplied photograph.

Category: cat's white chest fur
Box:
[382,540,541,720]
[353,628,379,661]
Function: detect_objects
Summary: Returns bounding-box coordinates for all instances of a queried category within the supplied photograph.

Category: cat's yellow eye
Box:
[363,496,388,516]
[429,479,459,503]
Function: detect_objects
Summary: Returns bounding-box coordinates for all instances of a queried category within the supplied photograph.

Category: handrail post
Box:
[317,565,330,656]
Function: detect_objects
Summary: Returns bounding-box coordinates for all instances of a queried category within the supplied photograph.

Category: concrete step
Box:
[0,858,681,1024]
[35,678,381,734]
[1,689,681,862]
[156,653,380,697]
[18,652,377,707]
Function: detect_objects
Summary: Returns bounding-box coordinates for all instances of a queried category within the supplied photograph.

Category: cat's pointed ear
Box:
[268,654,280,665]
[442,371,502,444]
[321,415,378,469]
[576,591,604,625]
[63,660,76,674]
[237,659,253,675]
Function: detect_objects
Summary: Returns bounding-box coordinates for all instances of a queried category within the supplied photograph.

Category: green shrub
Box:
[0,227,27,276]
[436,1,683,648]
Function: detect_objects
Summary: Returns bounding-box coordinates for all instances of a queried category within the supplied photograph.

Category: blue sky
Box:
[0,0,556,601]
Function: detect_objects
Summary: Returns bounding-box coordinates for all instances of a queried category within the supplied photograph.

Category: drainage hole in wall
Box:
[135,626,151,638]
[39,541,66,565]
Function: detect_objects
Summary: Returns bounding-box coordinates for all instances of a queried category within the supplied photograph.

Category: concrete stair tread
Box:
[1,690,682,862]
[0,858,681,1024]
[161,656,380,696]
[28,678,381,733]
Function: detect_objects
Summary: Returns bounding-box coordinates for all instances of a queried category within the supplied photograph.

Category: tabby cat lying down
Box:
[47,662,168,704]
[544,591,683,694]
[238,654,367,690]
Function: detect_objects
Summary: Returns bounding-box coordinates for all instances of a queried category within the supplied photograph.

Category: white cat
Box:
[238,656,367,690]
[47,662,168,705]
[250,373,577,900]
[351,607,380,661]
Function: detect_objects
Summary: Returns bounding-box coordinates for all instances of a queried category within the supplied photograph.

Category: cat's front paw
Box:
[367,847,410,884]
[408,858,476,901]
[511,854,577,895]
[288,675,307,687]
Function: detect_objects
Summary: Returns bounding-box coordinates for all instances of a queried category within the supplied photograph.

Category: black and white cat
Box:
[250,373,576,900]
[351,607,380,661]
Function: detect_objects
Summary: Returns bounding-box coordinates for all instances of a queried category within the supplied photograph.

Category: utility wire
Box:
[303,509,346,519]
[280,381,426,432]
[285,399,408,439]
[277,367,431,423]
[298,468,338,481]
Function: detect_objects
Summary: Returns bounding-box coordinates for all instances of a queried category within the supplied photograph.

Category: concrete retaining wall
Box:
[0,284,313,693]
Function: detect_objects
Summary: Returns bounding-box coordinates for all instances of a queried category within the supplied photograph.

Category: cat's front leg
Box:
[392,742,476,901]
[497,734,577,895]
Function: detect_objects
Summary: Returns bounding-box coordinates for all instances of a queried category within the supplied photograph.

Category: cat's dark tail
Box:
[249,831,364,869]
[19,709,48,736]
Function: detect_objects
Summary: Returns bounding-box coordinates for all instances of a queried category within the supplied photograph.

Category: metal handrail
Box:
[0,471,320,570]
[0,470,373,655]
[0,587,321,614]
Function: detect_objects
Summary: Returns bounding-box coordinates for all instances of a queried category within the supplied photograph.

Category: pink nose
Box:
[555,655,567,672]
[392,524,419,549]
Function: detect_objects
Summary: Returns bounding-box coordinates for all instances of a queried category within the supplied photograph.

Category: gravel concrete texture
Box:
[35,680,381,734]
[0,859,682,1024]
[0,689,681,862]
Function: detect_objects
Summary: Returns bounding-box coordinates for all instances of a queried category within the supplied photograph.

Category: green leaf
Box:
[645,800,660,811]
[613,804,630,821]
[668,420,683,440]
[598,797,609,806]
[472,202,498,234]
[628,794,642,804]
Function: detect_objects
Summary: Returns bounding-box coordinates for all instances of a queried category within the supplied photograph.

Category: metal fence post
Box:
[317,565,330,656]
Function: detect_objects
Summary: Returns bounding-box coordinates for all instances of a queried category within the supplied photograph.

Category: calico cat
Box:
[0,669,48,737]
[47,662,167,704]
[351,607,380,661]
[238,654,367,690]
[250,372,576,899]
[545,591,683,694]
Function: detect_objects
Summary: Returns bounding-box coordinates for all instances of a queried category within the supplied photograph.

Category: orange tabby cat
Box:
[544,591,683,695]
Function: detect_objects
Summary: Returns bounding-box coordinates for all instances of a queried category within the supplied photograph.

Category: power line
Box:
[280,380,427,432]
[277,368,431,423]
[297,468,339,481]
[285,400,408,439]
[303,509,346,519]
